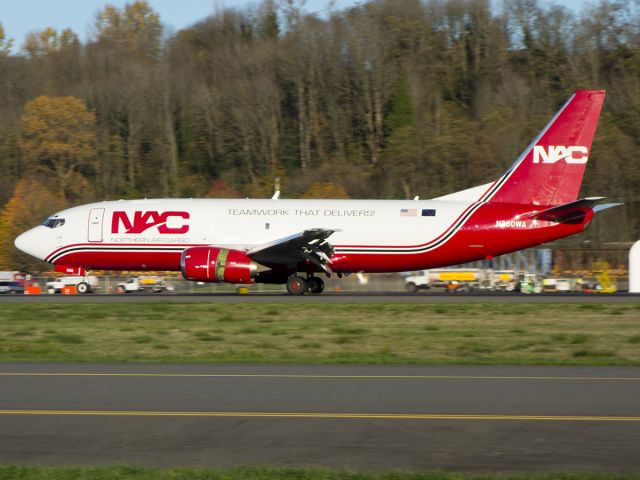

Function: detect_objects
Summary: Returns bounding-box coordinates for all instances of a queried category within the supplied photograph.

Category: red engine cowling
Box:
[180,247,257,284]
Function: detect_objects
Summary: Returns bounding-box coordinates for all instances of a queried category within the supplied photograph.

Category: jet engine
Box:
[180,247,257,284]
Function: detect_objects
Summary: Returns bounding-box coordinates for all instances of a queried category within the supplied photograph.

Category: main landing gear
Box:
[286,275,325,295]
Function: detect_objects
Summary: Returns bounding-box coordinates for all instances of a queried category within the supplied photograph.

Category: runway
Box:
[1,292,640,303]
[1,364,640,471]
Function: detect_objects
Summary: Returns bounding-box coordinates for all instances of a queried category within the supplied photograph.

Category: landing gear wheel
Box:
[286,276,308,295]
[76,282,90,294]
[307,277,325,294]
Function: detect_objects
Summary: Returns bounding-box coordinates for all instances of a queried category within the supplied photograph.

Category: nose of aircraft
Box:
[14,227,50,261]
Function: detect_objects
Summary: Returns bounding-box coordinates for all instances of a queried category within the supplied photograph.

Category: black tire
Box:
[286,276,307,295]
[308,277,325,294]
[76,282,89,294]
[406,282,418,293]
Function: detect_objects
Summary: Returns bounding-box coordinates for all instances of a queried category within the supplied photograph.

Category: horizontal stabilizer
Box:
[529,197,606,223]
[593,202,623,213]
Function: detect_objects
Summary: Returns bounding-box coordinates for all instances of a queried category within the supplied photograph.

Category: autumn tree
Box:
[302,182,350,199]
[22,27,79,57]
[94,0,162,57]
[88,1,176,196]
[205,180,244,198]
[0,178,67,271]
[0,23,12,56]
[20,96,97,200]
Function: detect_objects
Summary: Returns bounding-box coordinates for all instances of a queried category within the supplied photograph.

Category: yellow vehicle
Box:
[584,262,617,293]
[117,276,174,293]
[405,269,516,292]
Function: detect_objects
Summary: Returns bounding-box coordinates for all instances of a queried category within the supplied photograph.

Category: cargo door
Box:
[88,208,104,242]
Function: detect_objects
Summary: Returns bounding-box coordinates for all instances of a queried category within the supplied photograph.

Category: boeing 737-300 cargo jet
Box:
[15,90,619,294]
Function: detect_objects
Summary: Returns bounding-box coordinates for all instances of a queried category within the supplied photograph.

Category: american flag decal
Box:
[400,208,417,217]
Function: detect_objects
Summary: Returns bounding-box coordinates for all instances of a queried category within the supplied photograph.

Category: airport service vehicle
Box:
[0,281,24,294]
[46,276,99,294]
[0,271,28,285]
[117,276,173,293]
[405,269,479,292]
[406,268,517,292]
[515,272,543,294]
[15,90,620,294]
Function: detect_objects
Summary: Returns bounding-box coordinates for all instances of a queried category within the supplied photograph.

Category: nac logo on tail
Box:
[533,145,589,164]
[111,211,190,234]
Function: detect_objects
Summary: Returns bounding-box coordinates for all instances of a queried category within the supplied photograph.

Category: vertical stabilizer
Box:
[488,90,605,206]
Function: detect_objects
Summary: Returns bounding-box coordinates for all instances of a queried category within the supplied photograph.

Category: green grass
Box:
[0,303,639,365]
[1,466,640,480]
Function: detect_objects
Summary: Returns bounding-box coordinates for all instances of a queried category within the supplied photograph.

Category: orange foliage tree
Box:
[0,178,67,272]
[205,180,244,198]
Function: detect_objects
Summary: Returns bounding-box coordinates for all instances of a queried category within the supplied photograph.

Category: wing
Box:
[246,228,339,273]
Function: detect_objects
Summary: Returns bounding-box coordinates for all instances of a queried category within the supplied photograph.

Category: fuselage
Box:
[16,198,590,274]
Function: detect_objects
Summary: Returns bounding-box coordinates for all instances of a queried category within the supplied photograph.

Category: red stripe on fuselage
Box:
[45,242,207,263]
[54,250,185,271]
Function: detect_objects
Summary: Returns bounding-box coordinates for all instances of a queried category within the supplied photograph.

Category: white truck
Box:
[116,276,173,293]
[46,276,100,294]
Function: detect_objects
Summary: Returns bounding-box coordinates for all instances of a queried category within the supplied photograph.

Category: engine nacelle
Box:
[180,247,257,284]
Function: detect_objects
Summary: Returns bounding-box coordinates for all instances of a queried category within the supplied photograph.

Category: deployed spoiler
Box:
[528,197,622,224]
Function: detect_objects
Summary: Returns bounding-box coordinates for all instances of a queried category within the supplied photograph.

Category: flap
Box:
[246,228,339,273]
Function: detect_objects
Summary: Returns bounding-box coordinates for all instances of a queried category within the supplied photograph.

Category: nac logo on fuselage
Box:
[533,145,589,164]
[111,211,190,234]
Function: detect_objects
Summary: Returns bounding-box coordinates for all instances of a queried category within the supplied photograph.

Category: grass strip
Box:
[1,466,640,480]
[1,303,639,365]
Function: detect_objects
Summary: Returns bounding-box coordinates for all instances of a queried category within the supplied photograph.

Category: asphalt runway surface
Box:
[1,364,640,472]
[1,292,640,303]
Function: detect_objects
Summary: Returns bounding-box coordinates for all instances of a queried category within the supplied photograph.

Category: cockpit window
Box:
[42,217,65,228]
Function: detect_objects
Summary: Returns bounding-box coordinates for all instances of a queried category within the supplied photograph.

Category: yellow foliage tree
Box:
[22,27,78,57]
[0,178,67,271]
[0,22,12,56]
[95,1,161,55]
[21,95,96,200]
[302,182,350,199]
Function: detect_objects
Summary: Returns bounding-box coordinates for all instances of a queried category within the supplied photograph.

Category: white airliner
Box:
[15,90,619,294]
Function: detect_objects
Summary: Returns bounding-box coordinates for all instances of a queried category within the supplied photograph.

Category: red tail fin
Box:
[487,90,605,206]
